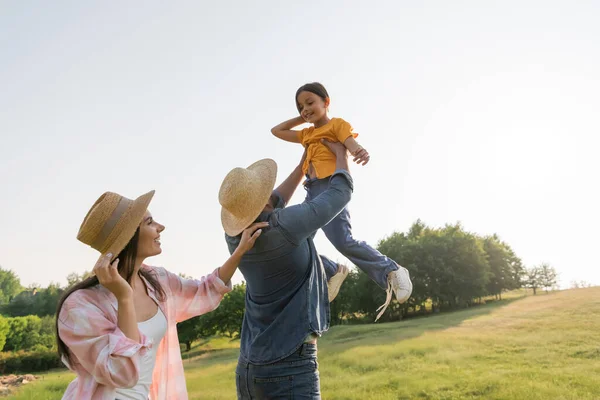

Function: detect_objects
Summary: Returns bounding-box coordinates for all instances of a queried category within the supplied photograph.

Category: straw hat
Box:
[219,159,277,236]
[77,190,155,260]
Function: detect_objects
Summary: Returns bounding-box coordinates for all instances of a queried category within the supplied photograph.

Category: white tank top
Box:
[114,307,167,400]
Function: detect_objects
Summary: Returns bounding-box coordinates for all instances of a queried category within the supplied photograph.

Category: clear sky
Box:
[1,1,598,289]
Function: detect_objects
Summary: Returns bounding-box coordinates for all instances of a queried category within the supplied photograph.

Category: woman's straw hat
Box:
[219,159,277,236]
[77,190,155,260]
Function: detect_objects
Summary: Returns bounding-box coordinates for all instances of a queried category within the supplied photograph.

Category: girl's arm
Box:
[344,137,370,166]
[333,119,370,166]
[343,137,361,154]
[271,116,305,143]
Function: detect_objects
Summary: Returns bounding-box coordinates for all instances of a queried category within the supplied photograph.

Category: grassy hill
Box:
[7,287,600,399]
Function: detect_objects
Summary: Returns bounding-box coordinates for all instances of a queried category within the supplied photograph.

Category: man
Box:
[219,141,355,399]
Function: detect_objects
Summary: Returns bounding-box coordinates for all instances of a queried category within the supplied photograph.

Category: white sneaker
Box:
[389,266,413,304]
[327,264,349,302]
[375,266,413,322]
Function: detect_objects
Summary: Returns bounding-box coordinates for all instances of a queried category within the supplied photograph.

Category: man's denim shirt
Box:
[225,170,353,364]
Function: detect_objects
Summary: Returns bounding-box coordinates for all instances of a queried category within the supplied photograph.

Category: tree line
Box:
[0,220,562,363]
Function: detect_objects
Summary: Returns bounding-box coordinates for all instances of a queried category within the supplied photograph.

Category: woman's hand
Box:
[236,222,269,255]
[219,222,270,284]
[93,253,132,300]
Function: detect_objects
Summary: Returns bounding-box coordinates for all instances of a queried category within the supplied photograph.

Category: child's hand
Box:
[352,146,370,166]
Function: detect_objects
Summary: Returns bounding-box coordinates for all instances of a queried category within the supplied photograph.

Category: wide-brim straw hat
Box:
[77,190,155,261]
[219,159,277,237]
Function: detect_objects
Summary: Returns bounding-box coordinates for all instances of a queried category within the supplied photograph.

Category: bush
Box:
[0,349,63,374]
[30,343,52,353]
[0,316,9,351]
[4,315,54,351]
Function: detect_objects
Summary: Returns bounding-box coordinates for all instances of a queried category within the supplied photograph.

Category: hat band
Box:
[91,197,129,250]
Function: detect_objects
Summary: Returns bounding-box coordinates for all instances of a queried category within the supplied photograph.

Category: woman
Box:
[56,189,266,399]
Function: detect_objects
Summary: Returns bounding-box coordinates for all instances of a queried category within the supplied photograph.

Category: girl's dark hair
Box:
[295,82,330,113]
[55,228,166,366]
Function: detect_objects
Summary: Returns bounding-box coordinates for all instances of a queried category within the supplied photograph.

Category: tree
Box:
[177,317,206,352]
[329,268,360,325]
[349,268,389,321]
[377,228,434,317]
[36,283,63,316]
[539,263,558,292]
[177,283,247,350]
[377,222,523,320]
[430,223,491,308]
[0,268,23,304]
[572,280,593,289]
[526,267,541,295]
[214,283,246,338]
[4,290,36,317]
[482,235,524,299]
[66,271,92,287]
[4,283,63,317]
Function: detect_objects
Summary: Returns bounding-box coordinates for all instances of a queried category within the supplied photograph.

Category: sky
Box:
[1,1,599,290]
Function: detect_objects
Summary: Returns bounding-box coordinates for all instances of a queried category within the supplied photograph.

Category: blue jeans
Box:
[236,343,320,399]
[305,177,398,289]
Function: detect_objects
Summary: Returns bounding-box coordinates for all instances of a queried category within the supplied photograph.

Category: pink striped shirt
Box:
[57,265,232,399]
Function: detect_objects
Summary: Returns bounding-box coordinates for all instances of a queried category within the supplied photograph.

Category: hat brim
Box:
[106,190,155,260]
[221,159,277,237]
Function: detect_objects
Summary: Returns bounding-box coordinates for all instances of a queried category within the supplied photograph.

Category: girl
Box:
[271,82,413,320]
[56,190,266,399]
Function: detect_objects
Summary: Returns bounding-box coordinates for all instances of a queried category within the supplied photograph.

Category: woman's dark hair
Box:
[295,82,330,113]
[55,228,166,365]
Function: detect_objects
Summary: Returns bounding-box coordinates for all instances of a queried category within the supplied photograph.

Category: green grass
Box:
[4,370,73,400]
[7,287,600,399]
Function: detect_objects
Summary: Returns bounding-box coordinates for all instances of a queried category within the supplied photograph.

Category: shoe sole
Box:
[328,268,349,302]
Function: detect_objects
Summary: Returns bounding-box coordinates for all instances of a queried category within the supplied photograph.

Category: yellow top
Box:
[296,118,358,179]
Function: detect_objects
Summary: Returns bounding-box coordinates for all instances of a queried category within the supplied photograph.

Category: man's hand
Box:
[321,139,348,158]
[299,148,308,166]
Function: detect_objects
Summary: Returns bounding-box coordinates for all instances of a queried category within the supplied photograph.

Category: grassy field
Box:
[6,287,600,399]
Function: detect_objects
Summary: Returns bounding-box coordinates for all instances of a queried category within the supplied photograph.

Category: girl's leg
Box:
[304,177,394,288]
[305,178,349,302]
[321,206,397,290]
[305,177,411,312]
[321,206,413,320]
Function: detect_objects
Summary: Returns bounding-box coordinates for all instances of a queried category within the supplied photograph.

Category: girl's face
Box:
[137,210,165,260]
[297,91,329,124]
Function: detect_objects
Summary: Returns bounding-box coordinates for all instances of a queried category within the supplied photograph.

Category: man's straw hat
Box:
[77,190,155,260]
[219,159,277,236]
